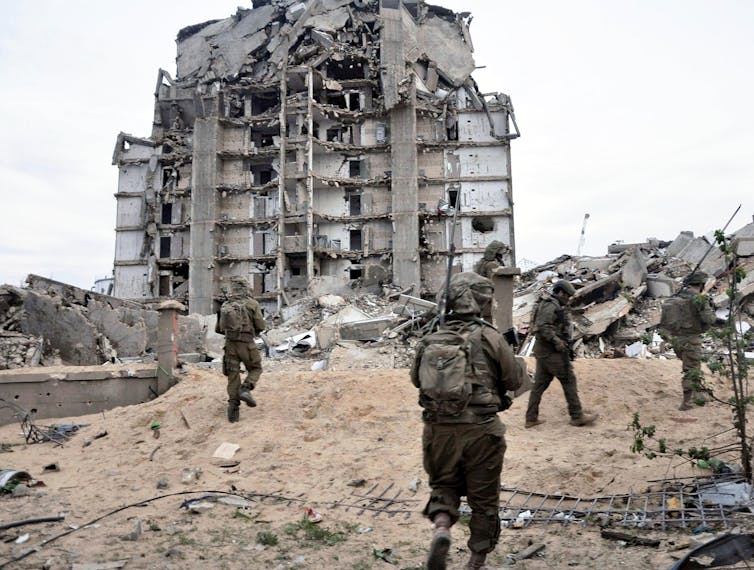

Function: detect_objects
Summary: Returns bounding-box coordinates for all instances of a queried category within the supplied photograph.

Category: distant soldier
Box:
[411,272,522,570]
[474,241,508,279]
[660,271,716,410]
[525,280,597,428]
[215,277,267,423]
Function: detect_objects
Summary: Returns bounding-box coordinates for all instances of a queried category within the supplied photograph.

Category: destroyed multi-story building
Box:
[111,0,519,315]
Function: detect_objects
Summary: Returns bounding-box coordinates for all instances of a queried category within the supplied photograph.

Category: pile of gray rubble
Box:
[2,222,752,372]
[513,223,754,361]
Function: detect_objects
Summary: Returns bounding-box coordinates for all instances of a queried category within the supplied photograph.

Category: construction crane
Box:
[576,213,590,256]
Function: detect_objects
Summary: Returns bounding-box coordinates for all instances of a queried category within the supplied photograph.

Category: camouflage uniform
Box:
[411,273,521,569]
[473,241,508,279]
[525,282,595,427]
[216,278,267,421]
[668,274,716,409]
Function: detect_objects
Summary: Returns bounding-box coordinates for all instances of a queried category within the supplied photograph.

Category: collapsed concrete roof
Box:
[174,0,481,110]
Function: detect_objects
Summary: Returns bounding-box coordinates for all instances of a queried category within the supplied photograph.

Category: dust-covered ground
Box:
[0,356,749,569]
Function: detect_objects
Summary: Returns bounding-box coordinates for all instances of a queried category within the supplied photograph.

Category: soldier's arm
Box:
[483,329,522,393]
[215,309,224,335]
[534,302,562,346]
[696,294,716,327]
[247,299,268,333]
[409,343,424,388]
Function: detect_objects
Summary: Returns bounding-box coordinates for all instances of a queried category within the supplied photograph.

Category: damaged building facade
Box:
[111,0,519,315]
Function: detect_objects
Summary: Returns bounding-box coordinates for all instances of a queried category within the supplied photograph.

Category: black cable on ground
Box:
[0,489,252,568]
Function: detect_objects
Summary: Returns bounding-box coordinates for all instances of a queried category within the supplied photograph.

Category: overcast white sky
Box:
[0,0,752,289]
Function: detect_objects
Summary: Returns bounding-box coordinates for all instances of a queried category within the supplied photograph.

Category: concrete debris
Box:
[0,275,205,369]
[514,221,754,360]
[3,221,753,379]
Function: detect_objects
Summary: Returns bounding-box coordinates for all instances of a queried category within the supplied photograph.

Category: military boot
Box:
[227,400,240,423]
[569,412,598,427]
[692,390,709,406]
[238,388,257,408]
[427,512,451,570]
[679,390,693,411]
[466,551,487,570]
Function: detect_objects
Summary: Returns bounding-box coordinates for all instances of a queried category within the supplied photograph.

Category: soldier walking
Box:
[525,280,597,428]
[411,272,522,570]
[216,276,267,423]
[662,271,716,410]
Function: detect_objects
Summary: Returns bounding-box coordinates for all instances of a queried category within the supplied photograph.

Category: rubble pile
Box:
[0,276,205,370]
[514,222,754,361]
[3,221,753,372]
[0,331,43,369]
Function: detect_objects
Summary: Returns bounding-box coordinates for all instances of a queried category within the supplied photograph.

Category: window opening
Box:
[159,275,170,296]
[161,203,173,225]
[349,194,361,216]
[350,229,363,250]
[448,189,459,208]
[159,237,171,259]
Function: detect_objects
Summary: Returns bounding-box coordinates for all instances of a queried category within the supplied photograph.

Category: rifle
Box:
[681,204,741,289]
[438,190,462,329]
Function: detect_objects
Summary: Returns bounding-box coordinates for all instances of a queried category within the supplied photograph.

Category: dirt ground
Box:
[0,356,748,569]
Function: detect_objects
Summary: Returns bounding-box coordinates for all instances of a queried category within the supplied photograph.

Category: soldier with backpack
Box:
[410,272,522,570]
[215,276,267,423]
[524,280,597,429]
[660,271,716,410]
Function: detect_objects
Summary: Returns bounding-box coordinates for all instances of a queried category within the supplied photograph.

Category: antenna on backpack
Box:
[438,189,462,329]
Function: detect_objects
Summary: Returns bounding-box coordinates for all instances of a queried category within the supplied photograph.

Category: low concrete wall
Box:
[0,363,158,426]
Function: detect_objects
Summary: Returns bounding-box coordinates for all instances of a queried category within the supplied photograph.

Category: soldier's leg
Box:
[224,342,242,402]
[525,357,554,423]
[236,342,261,407]
[422,423,463,570]
[683,337,707,404]
[240,342,263,389]
[463,420,505,564]
[223,342,242,422]
[551,355,585,419]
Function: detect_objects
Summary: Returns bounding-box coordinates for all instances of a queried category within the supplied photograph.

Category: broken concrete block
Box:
[576,257,613,272]
[734,237,754,257]
[87,300,148,358]
[666,231,695,258]
[21,289,103,365]
[339,316,397,341]
[318,294,346,309]
[579,286,646,338]
[314,324,338,349]
[646,274,676,298]
[212,442,240,460]
[621,248,648,288]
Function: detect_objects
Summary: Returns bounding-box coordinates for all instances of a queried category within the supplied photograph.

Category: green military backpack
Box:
[660,295,706,336]
[218,299,254,336]
[417,322,481,416]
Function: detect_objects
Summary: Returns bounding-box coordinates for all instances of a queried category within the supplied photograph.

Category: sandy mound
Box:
[0,358,746,569]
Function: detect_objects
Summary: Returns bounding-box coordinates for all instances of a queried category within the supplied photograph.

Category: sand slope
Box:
[0,358,745,569]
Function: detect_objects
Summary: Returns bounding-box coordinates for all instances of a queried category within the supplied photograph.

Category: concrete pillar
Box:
[491,266,520,333]
[189,118,219,315]
[156,300,184,394]
[381,2,421,292]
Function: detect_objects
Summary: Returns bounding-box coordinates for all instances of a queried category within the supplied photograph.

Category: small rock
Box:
[156,478,169,490]
[12,484,28,497]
